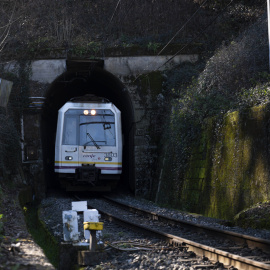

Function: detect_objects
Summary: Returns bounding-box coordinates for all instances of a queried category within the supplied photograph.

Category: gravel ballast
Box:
[39,192,270,269]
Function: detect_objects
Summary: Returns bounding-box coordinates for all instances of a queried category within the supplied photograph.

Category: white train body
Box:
[54,99,122,189]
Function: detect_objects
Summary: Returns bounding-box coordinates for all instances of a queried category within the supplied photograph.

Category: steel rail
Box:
[86,200,270,270]
[103,195,270,254]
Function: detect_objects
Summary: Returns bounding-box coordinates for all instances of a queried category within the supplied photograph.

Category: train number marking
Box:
[105,152,117,158]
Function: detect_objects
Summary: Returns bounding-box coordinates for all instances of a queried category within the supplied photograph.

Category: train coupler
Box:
[75,165,101,185]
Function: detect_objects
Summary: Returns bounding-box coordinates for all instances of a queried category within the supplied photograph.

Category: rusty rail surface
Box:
[101,196,270,270]
[74,195,270,270]
[103,195,270,254]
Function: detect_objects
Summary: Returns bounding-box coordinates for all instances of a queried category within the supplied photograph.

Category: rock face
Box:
[234,201,270,229]
[155,104,270,221]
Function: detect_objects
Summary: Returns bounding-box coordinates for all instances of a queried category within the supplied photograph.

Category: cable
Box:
[157,0,209,56]
[0,1,16,52]
[131,0,213,82]
[118,0,137,28]
[159,0,235,68]
[109,0,122,24]
[132,0,235,83]
[105,0,207,58]
[104,0,207,63]
[156,0,234,71]
[169,0,269,71]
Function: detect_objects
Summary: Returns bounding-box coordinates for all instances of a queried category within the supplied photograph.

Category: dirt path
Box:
[0,186,55,270]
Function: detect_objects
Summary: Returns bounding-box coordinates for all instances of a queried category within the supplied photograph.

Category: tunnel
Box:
[40,60,135,192]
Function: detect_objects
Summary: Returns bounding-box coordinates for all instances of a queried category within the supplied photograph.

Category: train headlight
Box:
[65,156,73,160]
[104,157,112,161]
[90,109,96,115]
[83,110,89,115]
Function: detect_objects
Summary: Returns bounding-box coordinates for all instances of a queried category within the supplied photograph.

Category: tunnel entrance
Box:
[41,60,135,191]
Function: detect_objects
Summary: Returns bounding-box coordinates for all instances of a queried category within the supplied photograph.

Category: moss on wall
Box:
[156,104,270,220]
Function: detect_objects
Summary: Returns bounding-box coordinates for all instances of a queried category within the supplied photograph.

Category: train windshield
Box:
[62,109,116,146]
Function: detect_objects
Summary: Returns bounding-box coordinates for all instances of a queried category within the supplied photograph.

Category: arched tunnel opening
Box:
[40,61,135,192]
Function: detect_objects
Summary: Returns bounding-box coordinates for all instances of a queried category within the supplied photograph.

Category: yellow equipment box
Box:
[83,222,104,231]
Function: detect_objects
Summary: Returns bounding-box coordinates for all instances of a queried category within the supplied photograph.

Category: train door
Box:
[61,114,79,173]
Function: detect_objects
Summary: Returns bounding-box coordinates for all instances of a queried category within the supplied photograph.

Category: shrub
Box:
[156,13,270,205]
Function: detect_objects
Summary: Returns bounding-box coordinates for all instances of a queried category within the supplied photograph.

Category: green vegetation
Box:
[0,214,4,238]
[23,205,59,267]
[0,0,268,227]
[153,13,270,221]
[234,201,270,230]
[147,42,161,53]
[118,231,125,237]
[0,0,265,60]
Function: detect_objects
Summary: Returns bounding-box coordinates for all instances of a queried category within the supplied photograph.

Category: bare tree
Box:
[0,1,17,53]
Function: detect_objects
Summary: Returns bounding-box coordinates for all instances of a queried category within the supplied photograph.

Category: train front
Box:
[54,101,122,191]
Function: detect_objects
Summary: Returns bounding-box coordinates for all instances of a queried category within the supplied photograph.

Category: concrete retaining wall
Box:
[155,104,270,220]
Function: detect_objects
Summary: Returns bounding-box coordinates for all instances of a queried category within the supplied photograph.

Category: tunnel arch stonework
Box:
[41,62,135,191]
[19,56,198,196]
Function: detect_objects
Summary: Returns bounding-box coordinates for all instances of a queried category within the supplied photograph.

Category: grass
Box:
[23,204,59,268]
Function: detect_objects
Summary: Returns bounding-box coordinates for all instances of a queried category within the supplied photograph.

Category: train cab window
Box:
[62,116,78,145]
[79,109,116,147]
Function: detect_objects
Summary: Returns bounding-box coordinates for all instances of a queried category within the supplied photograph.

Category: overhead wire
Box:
[155,0,234,72]
[156,0,209,56]
[106,0,209,64]
[99,0,124,57]
[118,0,137,29]
[104,0,137,50]
[109,0,122,24]
[132,0,235,83]
[104,0,261,86]
[131,0,213,82]
[158,0,265,70]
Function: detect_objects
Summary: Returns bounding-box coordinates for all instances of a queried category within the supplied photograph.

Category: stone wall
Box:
[155,104,270,220]
[123,72,165,196]
[16,59,170,196]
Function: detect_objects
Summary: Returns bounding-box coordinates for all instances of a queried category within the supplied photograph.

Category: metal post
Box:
[89,230,97,252]
[20,115,25,162]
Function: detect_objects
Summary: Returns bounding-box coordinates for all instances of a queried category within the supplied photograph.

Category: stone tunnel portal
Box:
[41,62,135,191]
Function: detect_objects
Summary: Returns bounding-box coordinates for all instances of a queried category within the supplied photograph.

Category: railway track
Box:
[76,195,270,270]
[102,196,270,253]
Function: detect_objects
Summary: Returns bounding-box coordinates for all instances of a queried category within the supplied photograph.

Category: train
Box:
[54,95,123,191]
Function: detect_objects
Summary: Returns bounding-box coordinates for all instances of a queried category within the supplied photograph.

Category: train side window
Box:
[62,116,78,145]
